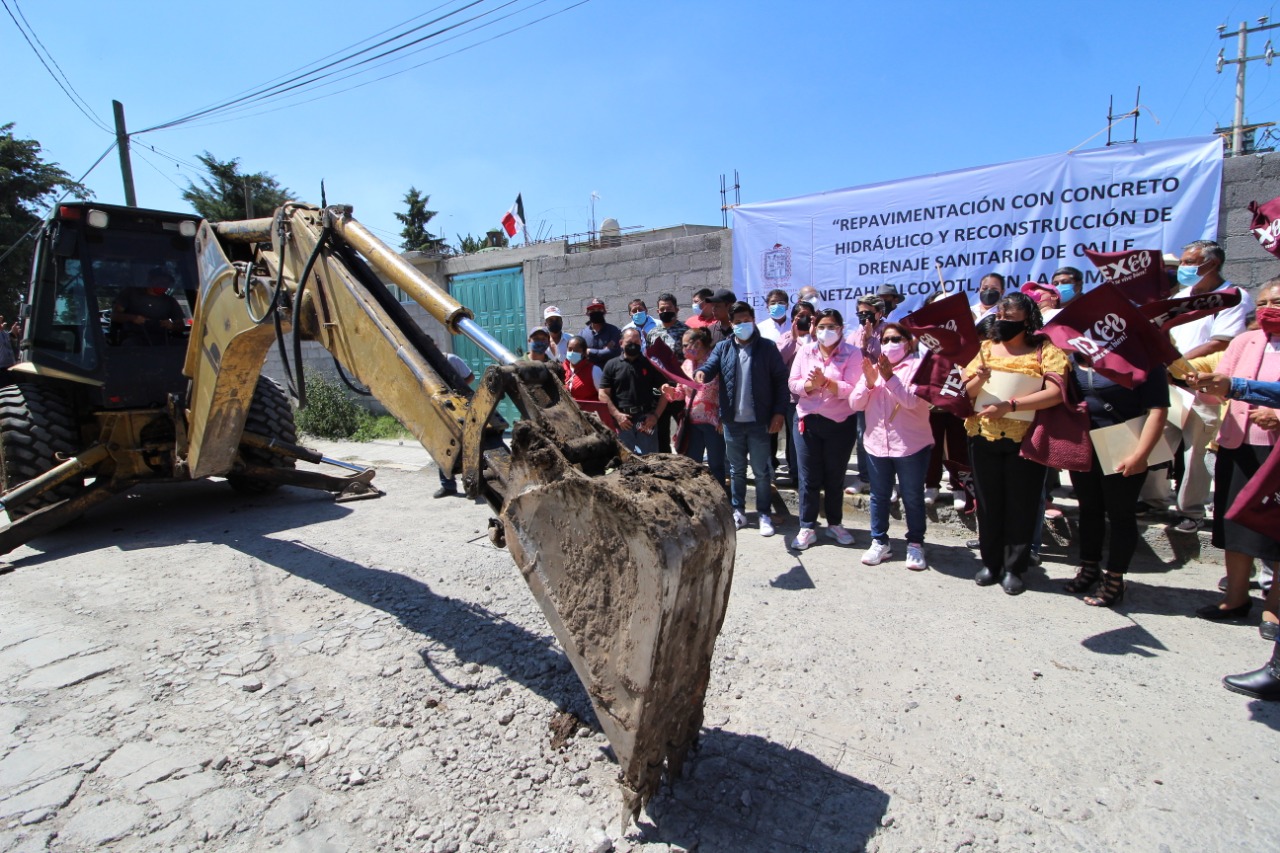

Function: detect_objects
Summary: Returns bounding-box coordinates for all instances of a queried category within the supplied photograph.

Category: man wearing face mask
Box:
[542,306,567,361]
[1143,239,1255,533]
[621,298,659,346]
[645,293,690,452]
[696,301,789,536]
[580,298,622,366]
[600,328,667,455]
[1050,267,1083,311]
[971,273,1006,323]
[758,289,792,344]
[686,288,716,329]
[797,285,823,312]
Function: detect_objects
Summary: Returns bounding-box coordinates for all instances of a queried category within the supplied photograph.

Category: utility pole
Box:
[112,100,137,207]
[1218,17,1279,157]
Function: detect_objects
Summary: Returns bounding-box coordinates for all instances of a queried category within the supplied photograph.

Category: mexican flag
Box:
[501,194,525,238]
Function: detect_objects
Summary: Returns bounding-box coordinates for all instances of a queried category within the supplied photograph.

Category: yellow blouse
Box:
[964,340,1070,442]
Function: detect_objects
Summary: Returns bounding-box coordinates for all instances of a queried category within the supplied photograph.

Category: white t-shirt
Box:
[758,316,790,343]
[445,352,474,385]
[1168,280,1254,354]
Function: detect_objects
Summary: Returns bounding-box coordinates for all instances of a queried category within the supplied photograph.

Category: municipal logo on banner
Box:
[763,244,792,284]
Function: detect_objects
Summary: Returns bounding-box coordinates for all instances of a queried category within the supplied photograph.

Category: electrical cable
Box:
[164,0,591,132]
[131,147,189,193]
[0,141,117,269]
[1,0,112,133]
[137,0,498,133]
[12,0,110,130]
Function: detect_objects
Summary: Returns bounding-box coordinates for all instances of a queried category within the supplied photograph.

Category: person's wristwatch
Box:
[1008,398,1019,412]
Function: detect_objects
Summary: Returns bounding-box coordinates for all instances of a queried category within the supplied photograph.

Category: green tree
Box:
[455,230,509,254]
[180,151,292,222]
[0,123,90,314]
[395,187,445,252]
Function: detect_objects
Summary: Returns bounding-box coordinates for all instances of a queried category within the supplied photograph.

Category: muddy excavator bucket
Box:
[499,420,736,822]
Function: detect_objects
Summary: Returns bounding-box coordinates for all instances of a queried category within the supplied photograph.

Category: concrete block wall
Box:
[524,229,732,332]
[1218,150,1280,290]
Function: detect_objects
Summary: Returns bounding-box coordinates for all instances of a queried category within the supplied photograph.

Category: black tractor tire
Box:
[0,383,82,519]
[228,376,297,495]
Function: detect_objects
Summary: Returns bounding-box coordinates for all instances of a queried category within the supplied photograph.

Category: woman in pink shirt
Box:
[1203,278,1280,633]
[849,323,934,571]
[787,309,862,551]
[673,327,727,488]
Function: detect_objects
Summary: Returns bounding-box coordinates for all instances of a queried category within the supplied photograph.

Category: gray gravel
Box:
[1,441,1277,852]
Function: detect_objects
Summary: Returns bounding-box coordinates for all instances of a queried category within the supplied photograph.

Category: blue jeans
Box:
[684,422,727,486]
[617,424,658,455]
[723,420,773,515]
[855,411,870,483]
[794,413,857,529]
[866,446,931,545]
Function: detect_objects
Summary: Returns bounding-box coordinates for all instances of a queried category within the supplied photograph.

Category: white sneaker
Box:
[862,540,892,565]
[825,524,854,545]
[792,527,817,550]
[924,488,939,506]
[890,485,900,504]
[759,514,775,537]
[732,510,747,530]
[952,492,968,511]
[906,543,928,571]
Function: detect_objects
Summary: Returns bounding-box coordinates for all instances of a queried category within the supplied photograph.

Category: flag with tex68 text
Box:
[501,194,525,238]
[900,292,979,416]
[1082,248,1171,306]
[1040,283,1181,388]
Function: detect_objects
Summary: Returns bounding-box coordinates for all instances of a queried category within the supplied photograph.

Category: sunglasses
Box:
[881,336,905,344]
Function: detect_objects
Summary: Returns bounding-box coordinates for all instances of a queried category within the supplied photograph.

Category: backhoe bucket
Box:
[499,422,735,822]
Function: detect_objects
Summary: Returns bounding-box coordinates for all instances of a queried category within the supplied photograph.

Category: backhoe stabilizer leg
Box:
[233,463,384,501]
[497,420,735,824]
[0,483,127,561]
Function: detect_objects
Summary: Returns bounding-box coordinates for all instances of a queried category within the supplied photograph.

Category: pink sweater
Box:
[788,340,862,422]
[1215,329,1280,450]
[849,355,934,457]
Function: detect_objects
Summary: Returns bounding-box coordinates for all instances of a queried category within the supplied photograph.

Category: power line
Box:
[169,0,560,130]
[132,147,190,194]
[0,0,112,133]
[11,0,110,129]
[166,0,592,132]
[0,141,117,269]
[137,0,500,133]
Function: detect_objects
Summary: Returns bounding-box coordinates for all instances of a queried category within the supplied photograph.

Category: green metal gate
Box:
[449,266,526,426]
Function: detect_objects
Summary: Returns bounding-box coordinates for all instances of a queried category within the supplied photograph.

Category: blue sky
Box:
[3,0,1274,248]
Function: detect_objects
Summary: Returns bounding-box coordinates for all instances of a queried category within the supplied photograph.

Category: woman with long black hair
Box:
[962,292,1069,595]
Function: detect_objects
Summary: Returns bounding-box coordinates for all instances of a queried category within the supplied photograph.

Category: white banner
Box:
[732,136,1224,320]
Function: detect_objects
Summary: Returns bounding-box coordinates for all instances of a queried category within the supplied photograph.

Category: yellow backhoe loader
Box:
[0,200,735,821]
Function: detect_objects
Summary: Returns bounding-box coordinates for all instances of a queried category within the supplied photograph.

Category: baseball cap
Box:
[707,287,736,304]
[585,298,606,313]
[1019,281,1057,302]
[543,305,563,319]
[528,326,550,337]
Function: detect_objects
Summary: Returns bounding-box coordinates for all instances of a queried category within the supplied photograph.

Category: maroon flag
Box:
[902,292,981,364]
[1140,287,1243,331]
[1249,196,1280,258]
[1082,248,1170,306]
[910,351,974,418]
[1225,443,1280,536]
[1041,283,1181,388]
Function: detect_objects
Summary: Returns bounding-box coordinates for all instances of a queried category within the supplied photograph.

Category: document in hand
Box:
[975,370,1044,422]
[1089,415,1174,474]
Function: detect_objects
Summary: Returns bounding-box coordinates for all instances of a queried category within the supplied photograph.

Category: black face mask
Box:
[795,317,812,333]
[546,318,563,334]
[588,311,606,324]
[623,342,642,357]
[992,319,1026,342]
[856,311,876,326]
[979,289,1001,306]
[658,310,676,324]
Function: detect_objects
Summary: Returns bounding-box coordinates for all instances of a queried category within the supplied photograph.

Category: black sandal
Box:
[1064,562,1101,594]
[1084,571,1125,608]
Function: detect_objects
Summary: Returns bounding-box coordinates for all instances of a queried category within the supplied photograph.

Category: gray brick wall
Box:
[526,230,732,330]
[1218,150,1280,290]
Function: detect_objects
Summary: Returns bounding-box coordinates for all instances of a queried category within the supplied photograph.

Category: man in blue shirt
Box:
[696,301,788,537]
[580,298,622,366]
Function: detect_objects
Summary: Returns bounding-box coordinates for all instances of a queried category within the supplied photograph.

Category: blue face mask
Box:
[768,303,788,320]
[1176,264,1201,287]
[631,311,648,325]
[1056,284,1076,303]
[530,340,550,354]
[567,351,583,364]
[733,321,754,341]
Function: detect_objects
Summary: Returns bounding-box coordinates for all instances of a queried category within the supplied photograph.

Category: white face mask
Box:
[815,328,841,346]
[801,295,822,311]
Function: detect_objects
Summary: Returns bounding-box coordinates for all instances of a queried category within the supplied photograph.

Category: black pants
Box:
[1069,453,1145,574]
[969,437,1048,578]
[657,400,684,454]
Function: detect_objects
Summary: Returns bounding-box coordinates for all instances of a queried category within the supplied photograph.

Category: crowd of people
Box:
[455,237,1280,701]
